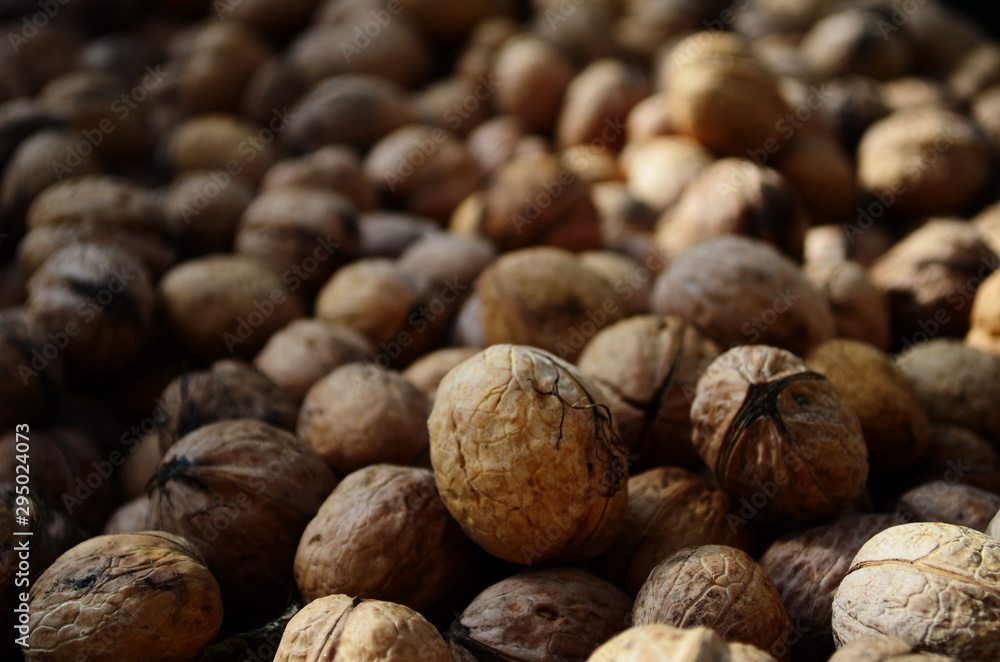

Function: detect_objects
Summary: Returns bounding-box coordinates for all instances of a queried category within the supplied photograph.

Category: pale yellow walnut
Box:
[588,625,776,662]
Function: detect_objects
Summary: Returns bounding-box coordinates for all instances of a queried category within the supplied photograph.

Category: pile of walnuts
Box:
[4,0,1000,661]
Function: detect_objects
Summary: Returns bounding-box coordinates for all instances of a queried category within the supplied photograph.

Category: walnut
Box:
[650,237,835,357]
[587,625,777,662]
[146,420,337,617]
[907,424,1000,494]
[413,75,492,138]
[24,243,154,375]
[691,345,869,522]
[102,496,149,535]
[403,347,480,401]
[758,514,907,660]
[492,35,574,133]
[832,522,1000,659]
[856,109,990,218]
[597,467,750,596]
[799,8,910,80]
[805,339,928,475]
[632,545,793,661]
[869,220,997,341]
[297,363,431,475]
[621,136,712,214]
[474,247,626,363]
[464,114,534,177]
[578,251,654,317]
[23,532,223,662]
[829,636,958,661]
[775,131,857,224]
[577,315,719,466]
[397,230,497,295]
[358,210,438,258]
[164,113,277,185]
[294,464,475,613]
[896,482,1000,531]
[253,319,376,402]
[211,0,316,36]
[161,171,255,254]
[896,339,1000,444]
[804,259,891,350]
[448,567,632,662]
[815,76,889,151]
[429,344,628,564]
[556,59,649,151]
[273,594,452,662]
[968,269,1000,355]
[0,308,64,428]
[260,145,375,211]
[153,359,299,452]
[654,159,810,261]
[158,253,307,360]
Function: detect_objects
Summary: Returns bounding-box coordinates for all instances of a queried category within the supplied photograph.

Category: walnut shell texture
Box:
[588,625,777,662]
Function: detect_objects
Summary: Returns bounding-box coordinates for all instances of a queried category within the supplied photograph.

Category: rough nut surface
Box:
[587,625,777,662]
[429,344,628,564]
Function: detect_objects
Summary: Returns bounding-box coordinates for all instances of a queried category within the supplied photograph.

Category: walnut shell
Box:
[274,594,451,662]
[577,315,719,466]
[587,625,777,662]
[622,136,713,213]
[429,344,628,564]
[691,345,869,522]
[402,346,480,401]
[161,171,255,254]
[297,363,431,475]
[632,545,793,661]
[0,308,64,428]
[896,482,1000,531]
[294,464,474,612]
[492,35,574,134]
[146,420,337,616]
[598,467,750,596]
[907,424,1000,494]
[450,567,632,662]
[758,514,907,660]
[829,634,958,662]
[260,145,375,211]
[968,269,1000,356]
[164,113,277,185]
[799,8,910,80]
[650,236,835,357]
[805,339,928,475]
[775,131,856,224]
[102,496,149,535]
[804,259,891,350]
[556,58,649,151]
[832,522,1000,659]
[24,531,222,662]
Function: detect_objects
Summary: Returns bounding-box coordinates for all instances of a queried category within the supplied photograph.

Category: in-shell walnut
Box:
[587,625,776,662]
[429,344,628,564]
[895,482,1000,531]
[832,522,1000,659]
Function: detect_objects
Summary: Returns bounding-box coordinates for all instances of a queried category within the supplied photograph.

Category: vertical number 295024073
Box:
[13,424,30,524]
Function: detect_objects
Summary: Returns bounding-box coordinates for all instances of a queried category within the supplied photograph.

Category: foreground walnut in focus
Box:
[832,522,1000,659]
[274,594,451,662]
[450,567,632,662]
[632,545,792,661]
[429,344,628,564]
[24,532,222,662]
[691,345,868,522]
[588,625,776,662]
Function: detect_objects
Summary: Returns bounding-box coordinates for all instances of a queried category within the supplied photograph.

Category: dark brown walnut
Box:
[828,634,958,662]
[147,420,337,617]
[402,346,479,401]
[273,594,452,662]
[0,21,78,96]
[451,151,603,252]
[590,184,658,250]
[857,109,990,218]
[587,625,778,662]
[464,114,535,177]
[429,344,628,564]
[598,468,750,597]
[632,545,793,661]
[621,136,713,214]
[297,363,431,474]
[556,58,649,151]
[475,247,626,363]
[234,187,360,290]
[907,424,1000,495]
[158,253,307,360]
[397,233,496,297]
[102,496,149,535]
[449,567,632,662]
[577,315,719,467]
[25,243,154,375]
[161,171,255,253]
[20,175,174,277]
[805,339,928,475]
[413,75,492,138]
[253,319,375,403]
[260,145,375,210]
[491,34,574,133]
[968,269,1000,356]
[294,464,475,612]
[804,259,891,350]
[832,522,1000,659]
[455,16,519,82]
[39,70,149,164]
[577,250,654,317]
[284,74,416,152]
[0,100,66,177]
[654,158,810,261]
[364,124,483,222]
[869,219,997,342]
[799,7,910,80]
[896,339,1000,443]
[650,236,835,357]
[758,514,907,661]
[153,359,299,452]
[211,0,316,37]
[532,0,615,64]
[358,210,439,258]
[774,131,856,224]
[24,532,222,662]
[691,345,868,522]
[0,308,63,428]
[163,114,277,185]
[896,482,1000,531]
[665,32,792,159]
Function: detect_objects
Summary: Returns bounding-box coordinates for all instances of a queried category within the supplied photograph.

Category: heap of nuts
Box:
[5,0,1000,661]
